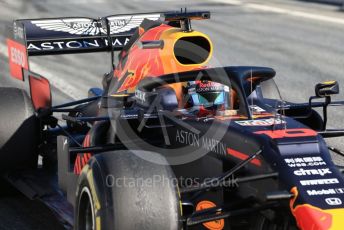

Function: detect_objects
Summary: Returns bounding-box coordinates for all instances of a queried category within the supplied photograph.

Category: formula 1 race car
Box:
[2,10,344,230]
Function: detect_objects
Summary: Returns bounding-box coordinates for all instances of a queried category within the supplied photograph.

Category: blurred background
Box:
[0,0,344,229]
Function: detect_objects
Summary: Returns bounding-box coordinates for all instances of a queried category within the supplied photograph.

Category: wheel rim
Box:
[78,186,95,230]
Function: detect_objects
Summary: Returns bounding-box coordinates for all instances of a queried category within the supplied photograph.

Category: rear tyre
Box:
[75,150,181,230]
[0,87,38,172]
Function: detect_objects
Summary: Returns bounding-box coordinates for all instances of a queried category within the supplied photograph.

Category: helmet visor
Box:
[196,91,225,106]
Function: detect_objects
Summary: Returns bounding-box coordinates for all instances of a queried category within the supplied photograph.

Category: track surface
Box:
[0,0,344,229]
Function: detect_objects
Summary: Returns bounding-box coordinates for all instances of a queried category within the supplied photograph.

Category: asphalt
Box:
[0,0,344,229]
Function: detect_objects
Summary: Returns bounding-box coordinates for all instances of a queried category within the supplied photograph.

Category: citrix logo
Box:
[294,168,332,177]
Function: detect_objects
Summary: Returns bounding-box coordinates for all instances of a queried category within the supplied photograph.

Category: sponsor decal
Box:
[120,114,138,119]
[32,18,104,36]
[235,118,285,126]
[135,89,146,102]
[176,130,199,147]
[27,37,130,53]
[10,46,26,66]
[108,19,127,27]
[307,188,344,196]
[175,130,227,155]
[289,187,333,230]
[202,137,226,155]
[284,156,326,168]
[294,168,331,177]
[249,105,266,113]
[7,39,28,80]
[195,81,224,93]
[325,197,342,206]
[300,178,339,186]
[107,14,161,34]
[143,113,158,119]
[196,200,225,230]
[31,14,160,36]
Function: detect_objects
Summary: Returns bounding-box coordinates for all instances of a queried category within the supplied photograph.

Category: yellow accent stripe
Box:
[323,81,336,85]
[96,216,101,230]
[110,94,129,97]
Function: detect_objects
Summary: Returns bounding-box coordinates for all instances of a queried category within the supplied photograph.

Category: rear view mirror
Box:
[315,81,339,98]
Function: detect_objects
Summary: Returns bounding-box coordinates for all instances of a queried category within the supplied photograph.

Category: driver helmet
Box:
[184,80,230,114]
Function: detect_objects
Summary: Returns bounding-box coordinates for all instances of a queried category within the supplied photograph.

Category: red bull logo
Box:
[290,187,344,230]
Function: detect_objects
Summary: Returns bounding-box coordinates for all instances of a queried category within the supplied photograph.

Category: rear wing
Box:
[6,11,210,109]
[18,14,162,56]
[9,11,210,56]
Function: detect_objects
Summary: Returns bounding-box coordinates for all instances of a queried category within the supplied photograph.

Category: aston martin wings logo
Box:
[31,18,105,36]
[31,14,161,36]
[107,14,161,34]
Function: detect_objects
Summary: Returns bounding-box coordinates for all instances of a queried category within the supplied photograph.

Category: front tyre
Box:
[75,150,181,230]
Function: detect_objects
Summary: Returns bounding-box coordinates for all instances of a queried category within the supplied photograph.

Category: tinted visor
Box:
[196,92,225,106]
